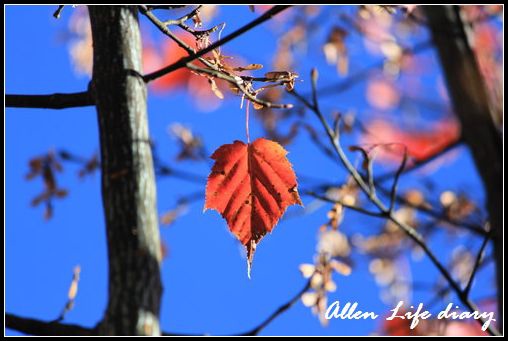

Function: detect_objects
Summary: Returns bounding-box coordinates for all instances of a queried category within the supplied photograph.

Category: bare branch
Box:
[140,6,197,55]
[314,40,432,98]
[145,5,187,11]
[141,5,291,83]
[6,313,94,336]
[155,164,204,184]
[6,91,93,109]
[140,6,294,109]
[5,312,195,337]
[379,185,487,236]
[388,147,408,212]
[306,180,488,237]
[373,138,461,183]
[464,232,491,297]
[164,5,202,25]
[239,279,312,336]
[54,265,81,323]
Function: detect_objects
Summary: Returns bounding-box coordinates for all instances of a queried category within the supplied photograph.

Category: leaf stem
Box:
[246,100,251,143]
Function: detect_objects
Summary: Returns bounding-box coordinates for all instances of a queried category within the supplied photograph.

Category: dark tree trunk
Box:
[88,6,163,335]
[424,5,503,329]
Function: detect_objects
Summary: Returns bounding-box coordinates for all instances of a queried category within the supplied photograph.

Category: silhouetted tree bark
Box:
[88,6,162,335]
[424,5,503,330]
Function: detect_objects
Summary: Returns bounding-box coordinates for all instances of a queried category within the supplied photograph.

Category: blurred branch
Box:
[307,181,487,236]
[6,91,93,109]
[59,147,206,184]
[425,253,494,311]
[378,186,487,236]
[314,40,432,98]
[373,138,462,183]
[301,130,486,236]
[303,191,381,217]
[155,164,204,184]
[290,70,500,336]
[388,148,407,213]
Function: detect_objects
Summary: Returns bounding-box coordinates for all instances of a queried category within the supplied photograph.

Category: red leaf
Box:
[204,138,302,277]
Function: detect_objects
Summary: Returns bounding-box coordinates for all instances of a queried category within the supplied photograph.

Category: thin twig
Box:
[377,185,487,236]
[140,7,197,55]
[53,265,81,323]
[303,179,487,236]
[463,232,491,297]
[239,279,312,336]
[163,5,222,38]
[388,147,408,212]
[145,5,187,11]
[163,5,202,26]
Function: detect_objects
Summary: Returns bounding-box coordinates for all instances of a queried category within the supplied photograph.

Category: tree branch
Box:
[5,91,93,109]
[372,138,462,183]
[463,232,491,297]
[185,64,293,109]
[141,5,291,83]
[140,6,293,109]
[239,279,312,336]
[290,72,500,336]
[388,148,408,213]
[6,278,313,336]
[310,40,432,98]
[5,313,94,336]
[5,313,196,337]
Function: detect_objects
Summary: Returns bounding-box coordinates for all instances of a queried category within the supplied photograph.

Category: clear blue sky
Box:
[6,5,497,336]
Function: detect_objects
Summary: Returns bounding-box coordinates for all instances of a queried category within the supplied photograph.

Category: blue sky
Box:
[5,5,498,336]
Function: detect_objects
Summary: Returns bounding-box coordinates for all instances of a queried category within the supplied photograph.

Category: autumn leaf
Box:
[233,63,263,72]
[204,138,302,277]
